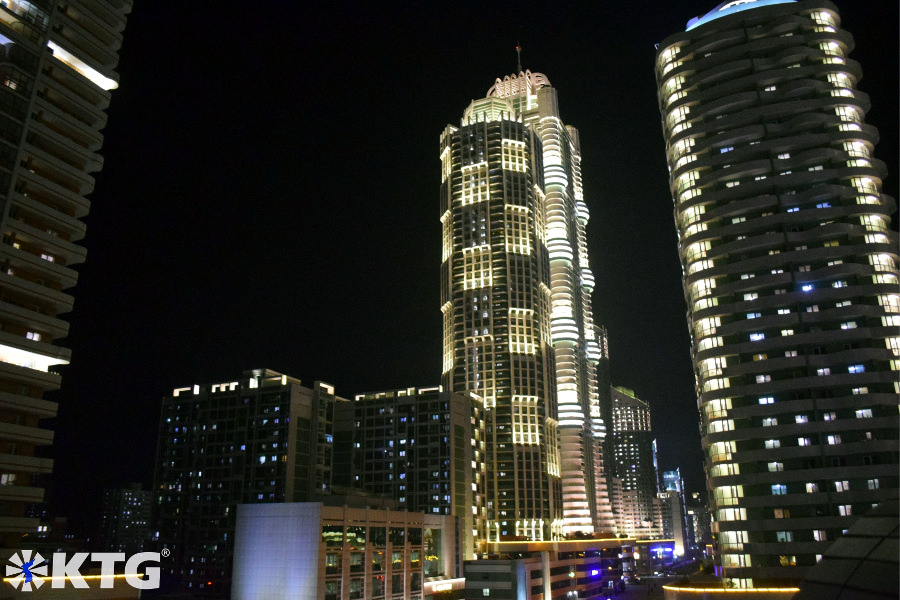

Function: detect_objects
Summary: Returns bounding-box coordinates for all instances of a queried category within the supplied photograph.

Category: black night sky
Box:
[45,2,898,535]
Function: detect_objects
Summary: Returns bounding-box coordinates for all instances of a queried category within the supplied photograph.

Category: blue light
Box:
[802,284,813,291]
[591,569,600,577]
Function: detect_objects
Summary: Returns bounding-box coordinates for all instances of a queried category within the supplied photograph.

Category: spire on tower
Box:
[516,43,522,74]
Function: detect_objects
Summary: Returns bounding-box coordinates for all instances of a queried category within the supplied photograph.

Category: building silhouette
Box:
[99,483,150,554]
[655,0,898,587]
[0,0,130,549]
[153,369,344,598]
[439,69,612,541]
[333,386,485,561]
[608,386,659,538]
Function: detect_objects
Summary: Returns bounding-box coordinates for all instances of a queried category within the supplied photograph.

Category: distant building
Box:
[685,491,712,551]
[659,469,688,555]
[609,386,659,537]
[466,537,634,599]
[99,483,150,554]
[152,369,345,598]
[0,0,130,548]
[232,502,461,600]
[333,386,485,561]
[656,0,899,586]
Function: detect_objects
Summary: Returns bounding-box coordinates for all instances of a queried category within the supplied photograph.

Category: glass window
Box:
[408,527,422,545]
[390,527,405,546]
[326,552,341,575]
[323,525,343,546]
[372,551,384,572]
[347,526,366,547]
[350,552,364,572]
[370,527,386,547]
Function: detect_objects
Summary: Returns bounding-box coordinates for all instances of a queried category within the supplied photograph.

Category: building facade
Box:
[333,386,485,561]
[0,0,130,549]
[440,70,611,541]
[609,386,659,538]
[98,483,150,554]
[655,0,899,586]
[153,369,344,597]
[232,502,461,600]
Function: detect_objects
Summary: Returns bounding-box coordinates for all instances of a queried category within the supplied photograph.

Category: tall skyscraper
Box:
[609,386,659,538]
[656,0,898,587]
[440,69,610,540]
[0,1,129,548]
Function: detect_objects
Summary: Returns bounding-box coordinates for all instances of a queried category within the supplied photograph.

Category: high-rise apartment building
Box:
[0,0,129,548]
[153,369,344,597]
[333,386,485,561]
[440,70,611,540]
[99,483,151,554]
[656,0,898,587]
[609,386,659,538]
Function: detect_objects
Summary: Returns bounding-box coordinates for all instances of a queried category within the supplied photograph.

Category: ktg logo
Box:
[5,550,160,591]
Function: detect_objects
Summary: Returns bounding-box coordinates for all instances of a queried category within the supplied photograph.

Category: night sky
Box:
[46,2,898,535]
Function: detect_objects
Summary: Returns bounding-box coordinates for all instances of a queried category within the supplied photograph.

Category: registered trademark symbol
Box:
[161,548,171,558]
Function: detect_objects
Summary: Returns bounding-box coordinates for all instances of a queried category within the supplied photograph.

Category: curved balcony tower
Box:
[656,0,898,587]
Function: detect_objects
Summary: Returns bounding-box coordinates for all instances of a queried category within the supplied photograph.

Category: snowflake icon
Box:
[6,550,48,591]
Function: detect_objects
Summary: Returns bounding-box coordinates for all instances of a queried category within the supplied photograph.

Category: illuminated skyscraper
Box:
[656,0,898,587]
[440,70,612,540]
[0,0,130,548]
[609,386,659,538]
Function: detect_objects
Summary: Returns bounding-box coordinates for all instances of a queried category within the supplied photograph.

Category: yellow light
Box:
[661,586,800,593]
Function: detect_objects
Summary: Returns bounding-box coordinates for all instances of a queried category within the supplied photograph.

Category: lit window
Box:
[782,329,794,336]
[827,434,842,445]
[823,412,837,421]
[816,368,830,376]
[759,397,774,405]
[834,480,849,492]
[776,531,793,542]
[765,439,781,449]
[806,483,819,493]
[762,418,778,427]
[768,462,783,472]
[756,374,772,383]
[848,364,865,373]
[778,308,791,315]
[868,479,880,490]
[838,504,852,516]
[798,437,811,446]
[795,415,808,423]
[771,484,787,495]
[747,312,761,319]
[814,530,827,541]
[841,321,857,329]
[744,293,758,301]
[750,333,765,341]
[802,284,813,291]
[855,409,873,419]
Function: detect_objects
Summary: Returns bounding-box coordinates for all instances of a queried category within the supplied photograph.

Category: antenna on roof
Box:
[516,43,522,74]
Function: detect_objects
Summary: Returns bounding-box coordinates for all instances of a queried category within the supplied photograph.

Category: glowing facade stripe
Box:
[46,41,118,90]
